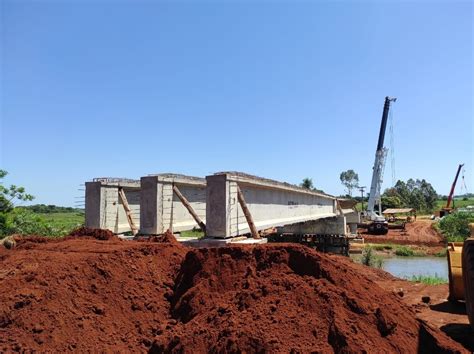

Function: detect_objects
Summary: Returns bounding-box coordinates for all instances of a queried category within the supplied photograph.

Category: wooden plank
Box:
[236,184,260,239]
[172,184,206,233]
[118,187,139,235]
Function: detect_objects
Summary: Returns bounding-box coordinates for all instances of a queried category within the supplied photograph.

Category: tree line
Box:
[301,169,439,212]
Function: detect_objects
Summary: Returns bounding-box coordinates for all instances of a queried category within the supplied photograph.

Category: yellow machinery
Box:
[448,241,465,301]
[447,223,474,328]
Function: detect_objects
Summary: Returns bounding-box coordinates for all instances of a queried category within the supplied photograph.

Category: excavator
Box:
[361,96,396,235]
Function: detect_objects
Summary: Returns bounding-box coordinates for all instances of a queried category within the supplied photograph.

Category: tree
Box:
[339,170,359,196]
[387,178,438,212]
[0,170,35,212]
[300,178,314,190]
[1,170,35,237]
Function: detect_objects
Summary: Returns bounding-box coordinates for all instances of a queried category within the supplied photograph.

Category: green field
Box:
[435,198,474,210]
[38,212,84,233]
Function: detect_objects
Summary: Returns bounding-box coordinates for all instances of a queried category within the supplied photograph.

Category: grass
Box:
[394,245,415,257]
[393,245,426,257]
[38,212,84,234]
[372,244,394,251]
[434,248,447,257]
[179,229,205,238]
[408,274,448,285]
[364,243,428,257]
[435,198,474,211]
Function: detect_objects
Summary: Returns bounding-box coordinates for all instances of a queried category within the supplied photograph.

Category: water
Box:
[382,256,448,280]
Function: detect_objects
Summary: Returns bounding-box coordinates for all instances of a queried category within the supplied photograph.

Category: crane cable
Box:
[388,105,396,187]
[460,166,468,194]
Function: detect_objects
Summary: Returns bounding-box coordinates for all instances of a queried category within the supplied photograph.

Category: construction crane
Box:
[365,96,397,234]
[440,163,465,217]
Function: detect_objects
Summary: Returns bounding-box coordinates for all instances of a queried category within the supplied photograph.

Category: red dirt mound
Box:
[150,244,465,353]
[138,230,182,247]
[0,236,187,352]
[68,227,117,240]
[12,235,50,246]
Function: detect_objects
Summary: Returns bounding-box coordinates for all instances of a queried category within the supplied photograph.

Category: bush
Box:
[360,246,384,268]
[0,209,59,238]
[438,212,474,242]
[394,246,415,257]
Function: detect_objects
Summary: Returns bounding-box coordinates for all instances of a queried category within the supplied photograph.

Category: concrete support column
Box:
[140,174,206,235]
[85,181,104,229]
[85,179,140,233]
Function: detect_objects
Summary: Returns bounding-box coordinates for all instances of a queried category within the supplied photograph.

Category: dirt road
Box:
[363,220,445,247]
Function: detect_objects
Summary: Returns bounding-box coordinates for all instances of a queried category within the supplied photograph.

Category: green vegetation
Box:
[20,204,83,214]
[339,169,359,197]
[360,246,384,268]
[438,212,474,242]
[0,170,83,238]
[394,245,415,257]
[179,229,205,238]
[408,274,448,285]
[372,244,393,251]
[383,179,438,213]
[299,178,324,193]
[356,197,474,215]
[434,248,447,257]
[393,245,426,257]
[39,212,84,232]
[435,198,474,210]
[366,243,427,257]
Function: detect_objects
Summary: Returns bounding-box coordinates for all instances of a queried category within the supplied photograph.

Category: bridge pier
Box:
[139,174,206,234]
[85,178,141,233]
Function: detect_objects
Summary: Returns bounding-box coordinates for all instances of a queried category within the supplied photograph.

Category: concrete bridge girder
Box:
[206,172,343,238]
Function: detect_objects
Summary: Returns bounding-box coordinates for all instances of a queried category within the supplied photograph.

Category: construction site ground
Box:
[352,219,474,350]
[0,228,471,352]
[352,220,446,256]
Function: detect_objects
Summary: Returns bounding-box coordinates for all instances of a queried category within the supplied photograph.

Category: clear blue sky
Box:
[1,0,472,207]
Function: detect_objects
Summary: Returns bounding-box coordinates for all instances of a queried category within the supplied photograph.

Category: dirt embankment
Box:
[0,231,466,353]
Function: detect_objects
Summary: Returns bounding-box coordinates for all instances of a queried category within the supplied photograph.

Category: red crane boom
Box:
[446,164,465,209]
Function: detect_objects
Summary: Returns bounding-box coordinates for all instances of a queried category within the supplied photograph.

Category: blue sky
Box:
[1,0,472,207]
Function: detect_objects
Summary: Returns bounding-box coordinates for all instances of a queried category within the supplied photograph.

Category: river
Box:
[381,256,448,280]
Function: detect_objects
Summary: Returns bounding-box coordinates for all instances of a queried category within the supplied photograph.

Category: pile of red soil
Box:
[0,236,466,353]
[0,235,187,352]
[151,245,464,353]
[68,227,117,240]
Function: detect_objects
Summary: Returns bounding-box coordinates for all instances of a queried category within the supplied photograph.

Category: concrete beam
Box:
[140,174,206,234]
[278,216,347,235]
[85,178,141,233]
[205,172,338,238]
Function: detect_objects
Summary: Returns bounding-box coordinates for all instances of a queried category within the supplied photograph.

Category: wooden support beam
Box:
[118,187,138,235]
[172,184,206,233]
[236,184,260,239]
